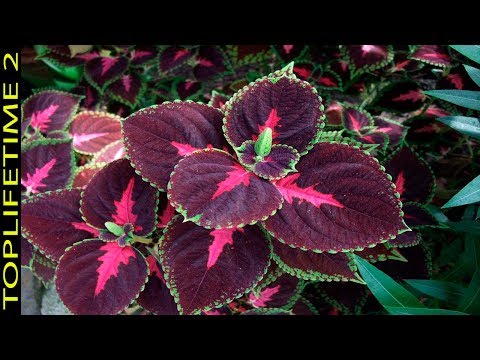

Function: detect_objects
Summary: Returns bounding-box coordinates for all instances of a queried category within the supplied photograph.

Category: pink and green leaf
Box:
[108,73,145,108]
[159,46,195,73]
[342,45,394,74]
[372,116,408,146]
[159,217,271,314]
[92,140,125,164]
[342,106,374,132]
[208,90,229,109]
[373,81,425,113]
[72,162,106,188]
[410,45,451,67]
[85,56,129,92]
[123,102,227,191]
[168,149,283,229]
[263,142,405,253]
[193,46,227,81]
[56,240,148,315]
[248,273,304,309]
[131,45,158,66]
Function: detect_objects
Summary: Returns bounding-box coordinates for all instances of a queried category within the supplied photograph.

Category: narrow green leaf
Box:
[458,269,480,314]
[476,206,480,220]
[104,221,124,236]
[442,175,480,208]
[463,235,480,274]
[447,220,480,236]
[450,45,480,65]
[40,57,84,82]
[424,90,480,111]
[255,127,273,157]
[464,65,480,87]
[437,116,480,140]
[384,306,467,315]
[405,279,467,304]
[354,254,424,309]
[426,205,449,223]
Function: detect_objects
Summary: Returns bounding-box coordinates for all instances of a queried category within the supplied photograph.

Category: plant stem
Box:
[132,235,153,245]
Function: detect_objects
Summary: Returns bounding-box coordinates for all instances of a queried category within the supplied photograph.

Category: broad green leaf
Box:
[442,175,480,208]
[354,254,424,310]
[463,234,480,274]
[68,45,93,57]
[464,65,480,87]
[458,269,480,314]
[40,57,84,82]
[384,306,466,315]
[450,45,480,65]
[405,279,467,304]
[424,90,480,111]
[447,220,480,236]
[437,116,480,140]
[52,78,78,92]
[426,205,449,223]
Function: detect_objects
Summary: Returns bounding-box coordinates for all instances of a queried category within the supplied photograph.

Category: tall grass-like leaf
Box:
[450,45,480,65]
[437,116,480,140]
[384,306,466,315]
[458,269,480,314]
[443,175,480,208]
[424,90,480,111]
[464,65,480,87]
[405,279,467,304]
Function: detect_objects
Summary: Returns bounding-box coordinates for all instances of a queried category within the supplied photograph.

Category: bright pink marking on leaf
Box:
[170,141,203,156]
[347,112,363,131]
[72,132,110,147]
[425,105,450,117]
[71,222,100,237]
[361,135,375,143]
[133,50,152,60]
[414,124,437,133]
[157,203,175,229]
[207,228,244,269]
[273,173,344,208]
[318,77,337,87]
[198,58,214,67]
[94,243,136,296]
[392,90,425,102]
[375,126,392,133]
[395,59,411,71]
[122,75,132,92]
[249,285,281,307]
[146,255,164,283]
[283,45,294,54]
[293,66,311,79]
[447,73,463,89]
[77,52,99,61]
[204,310,224,315]
[258,108,282,139]
[113,147,125,160]
[218,101,224,108]
[418,52,450,61]
[100,57,118,76]
[184,81,195,91]
[361,45,386,57]
[21,158,57,194]
[30,104,59,132]
[395,171,406,196]
[173,48,189,61]
[339,60,348,72]
[111,178,142,231]
[211,163,251,200]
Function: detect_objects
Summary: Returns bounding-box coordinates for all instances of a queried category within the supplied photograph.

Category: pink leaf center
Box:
[111,178,142,231]
[207,228,243,269]
[375,126,392,133]
[30,104,59,132]
[294,66,311,79]
[21,158,56,194]
[361,45,386,57]
[283,45,294,54]
[447,73,463,89]
[146,255,165,283]
[73,132,110,147]
[173,49,190,61]
[249,285,281,307]
[133,50,152,60]
[211,163,251,200]
[273,173,344,208]
[347,112,363,131]
[71,222,100,237]
[94,243,136,296]
[395,170,406,197]
[318,77,337,87]
[257,108,282,139]
[171,141,201,156]
[101,57,119,76]
[158,203,176,229]
[392,90,425,102]
[198,58,214,67]
[122,75,132,93]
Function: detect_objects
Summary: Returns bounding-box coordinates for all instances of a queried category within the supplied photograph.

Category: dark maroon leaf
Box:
[69,111,122,155]
[251,261,284,297]
[373,117,407,146]
[46,130,70,140]
[92,140,125,164]
[81,159,158,236]
[108,73,145,108]
[374,81,425,113]
[208,91,229,109]
[168,149,283,228]
[40,51,85,67]
[223,76,324,154]
[46,45,70,56]
[173,79,203,100]
[389,231,421,248]
[227,45,271,66]
[32,252,57,286]
[248,273,304,309]
[22,90,81,134]
[159,46,195,73]
[238,142,300,180]
[354,128,389,153]
[202,306,232,315]
[85,56,129,92]
[376,243,432,281]
[384,146,435,203]
[137,255,179,315]
[193,46,227,81]
[263,142,405,253]
[131,45,158,66]
[159,217,271,314]
[291,297,319,315]
[355,243,406,263]
[392,52,424,72]
[342,45,393,73]
[21,188,100,261]
[292,62,315,81]
[315,70,342,90]
[72,163,105,188]
[342,107,374,132]
[272,45,307,63]
[242,308,291,315]
[21,139,74,195]
[83,84,100,110]
[325,101,343,126]
[157,198,176,229]
[272,239,360,281]
[21,236,34,267]
[318,281,369,315]
[403,202,437,227]
[410,45,451,67]
[123,102,227,191]
[56,240,148,315]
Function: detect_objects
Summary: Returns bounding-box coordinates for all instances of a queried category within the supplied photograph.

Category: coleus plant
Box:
[23,63,412,315]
